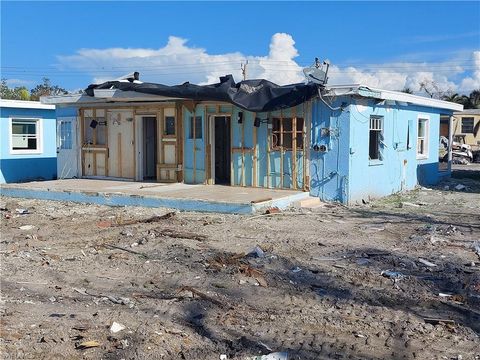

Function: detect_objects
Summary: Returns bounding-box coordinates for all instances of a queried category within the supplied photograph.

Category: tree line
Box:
[0,78,69,101]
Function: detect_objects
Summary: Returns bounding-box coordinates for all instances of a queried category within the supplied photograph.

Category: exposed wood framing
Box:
[117,132,122,178]
[280,110,284,189]
[303,101,309,191]
[230,111,234,186]
[192,105,196,183]
[132,109,136,181]
[253,112,257,187]
[105,110,109,177]
[176,104,183,182]
[241,113,245,186]
[204,107,208,184]
[292,107,297,190]
[80,109,85,176]
[266,112,271,189]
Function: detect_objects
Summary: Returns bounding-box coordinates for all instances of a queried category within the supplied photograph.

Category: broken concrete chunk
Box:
[418,258,437,267]
[19,225,34,230]
[110,321,126,333]
[454,184,466,191]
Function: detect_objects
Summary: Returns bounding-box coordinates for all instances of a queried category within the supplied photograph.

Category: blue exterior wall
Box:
[0,106,57,183]
[309,97,351,203]
[308,96,451,204]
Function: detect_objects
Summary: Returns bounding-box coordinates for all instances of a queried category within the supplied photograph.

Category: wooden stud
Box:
[131,108,136,181]
[303,101,308,191]
[241,111,245,186]
[80,109,85,177]
[280,110,284,189]
[266,112,271,189]
[105,109,109,177]
[230,111,234,186]
[253,112,257,187]
[177,104,183,182]
[160,108,165,165]
[92,109,97,146]
[192,106,196,184]
[292,107,297,190]
[117,132,122,178]
[204,107,208,184]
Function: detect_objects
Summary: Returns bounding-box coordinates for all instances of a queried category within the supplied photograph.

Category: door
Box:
[143,117,157,179]
[214,116,231,184]
[107,110,135,179]
[57,117,78,179]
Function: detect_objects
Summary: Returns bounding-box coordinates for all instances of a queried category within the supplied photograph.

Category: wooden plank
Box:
[241,112,245,186]
[132,108,136,180]
[292,107,297,190]
[192,106,196,183]
[80,109,85,177]
[280,110,284,189]
[92,109,97,146]
[117,132,122,178]
[176,104,183,182]
[105,110,109,177]
[230,112,234,186]
[253,112,257,187]
[304,102,309,191]
[204,107,208,184]
[160,108,165,165]
[266,112,270,189]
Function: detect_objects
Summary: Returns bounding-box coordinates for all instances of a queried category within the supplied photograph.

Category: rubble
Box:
[1,182,480,359]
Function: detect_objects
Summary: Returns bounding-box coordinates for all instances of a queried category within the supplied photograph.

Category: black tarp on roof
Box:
[85,75,320,112]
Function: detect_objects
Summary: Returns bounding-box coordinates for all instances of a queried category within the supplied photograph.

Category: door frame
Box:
[208,114,232,185]
[56,116,79,179]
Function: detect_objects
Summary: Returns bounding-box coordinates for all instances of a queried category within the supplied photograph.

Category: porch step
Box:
[293,196,323,209]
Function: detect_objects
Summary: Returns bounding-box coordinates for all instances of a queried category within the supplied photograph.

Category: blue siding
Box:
[0,106,57,183]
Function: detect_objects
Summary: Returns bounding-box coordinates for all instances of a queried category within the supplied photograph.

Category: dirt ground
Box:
[1,168,480,360]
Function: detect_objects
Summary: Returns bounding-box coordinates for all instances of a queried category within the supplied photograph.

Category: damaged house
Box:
[41,72,462,205]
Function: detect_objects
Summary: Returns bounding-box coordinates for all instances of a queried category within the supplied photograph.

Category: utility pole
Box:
[241,60,248,81]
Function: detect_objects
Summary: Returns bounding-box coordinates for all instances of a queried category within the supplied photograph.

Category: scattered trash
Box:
[439,293,453,298]
[75,340,101,350]
[443,185,450,190]
[402,202,420,208]
[454,184,466,191]
[96,221,112,228]
[423,318,455,325]
[15,208,29,214]
[418,258,437,267]
[220,355,228,360]
[116,212,176,226]
[248,245,265,258]
[251,352,288,360]
[356,258,371,266]
[120,229,134,237]
[19,225,34,230]
[110,321,126,333]
[381,270,405,282]
[291,266,302,273]
[156,228,207,241]
[472,241,480,260]
[265,207,281,215]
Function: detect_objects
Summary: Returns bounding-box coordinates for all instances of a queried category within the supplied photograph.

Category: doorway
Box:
[143,116,157,180]
[214,116,231,184]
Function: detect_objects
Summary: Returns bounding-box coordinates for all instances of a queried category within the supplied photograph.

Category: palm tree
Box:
[442,93,472,107]
[469,89,480,109]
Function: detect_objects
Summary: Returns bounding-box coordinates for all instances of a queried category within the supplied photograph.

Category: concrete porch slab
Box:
[0,179,310,214]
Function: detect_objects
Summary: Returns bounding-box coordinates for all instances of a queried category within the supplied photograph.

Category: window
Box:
[417,118,429,157]
[83,109,106,146]
[59,120,72,149]
[189,116,202,139]
[165,116,176,136]
[369,116,383,160]
[461,117,474,133]
[271,117,304,150]
[11,118,41,153]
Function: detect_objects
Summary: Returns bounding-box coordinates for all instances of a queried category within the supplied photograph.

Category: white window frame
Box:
[369,115,384,161]
[416,116,429,159]
[9,117,43,155]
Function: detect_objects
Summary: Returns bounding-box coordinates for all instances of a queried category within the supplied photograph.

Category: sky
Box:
[1,1,479,95]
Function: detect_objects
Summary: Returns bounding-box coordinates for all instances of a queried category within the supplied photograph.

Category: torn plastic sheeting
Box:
[84,75,320,112]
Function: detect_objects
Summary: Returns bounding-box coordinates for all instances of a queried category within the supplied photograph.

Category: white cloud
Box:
[57,33,480,95]
[4,78,34,87]
[460,51,480,91]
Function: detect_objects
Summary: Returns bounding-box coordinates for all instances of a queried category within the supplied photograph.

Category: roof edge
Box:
[0,99,55,110]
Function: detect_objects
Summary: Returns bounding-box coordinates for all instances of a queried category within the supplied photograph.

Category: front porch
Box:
[0,179,310,214]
